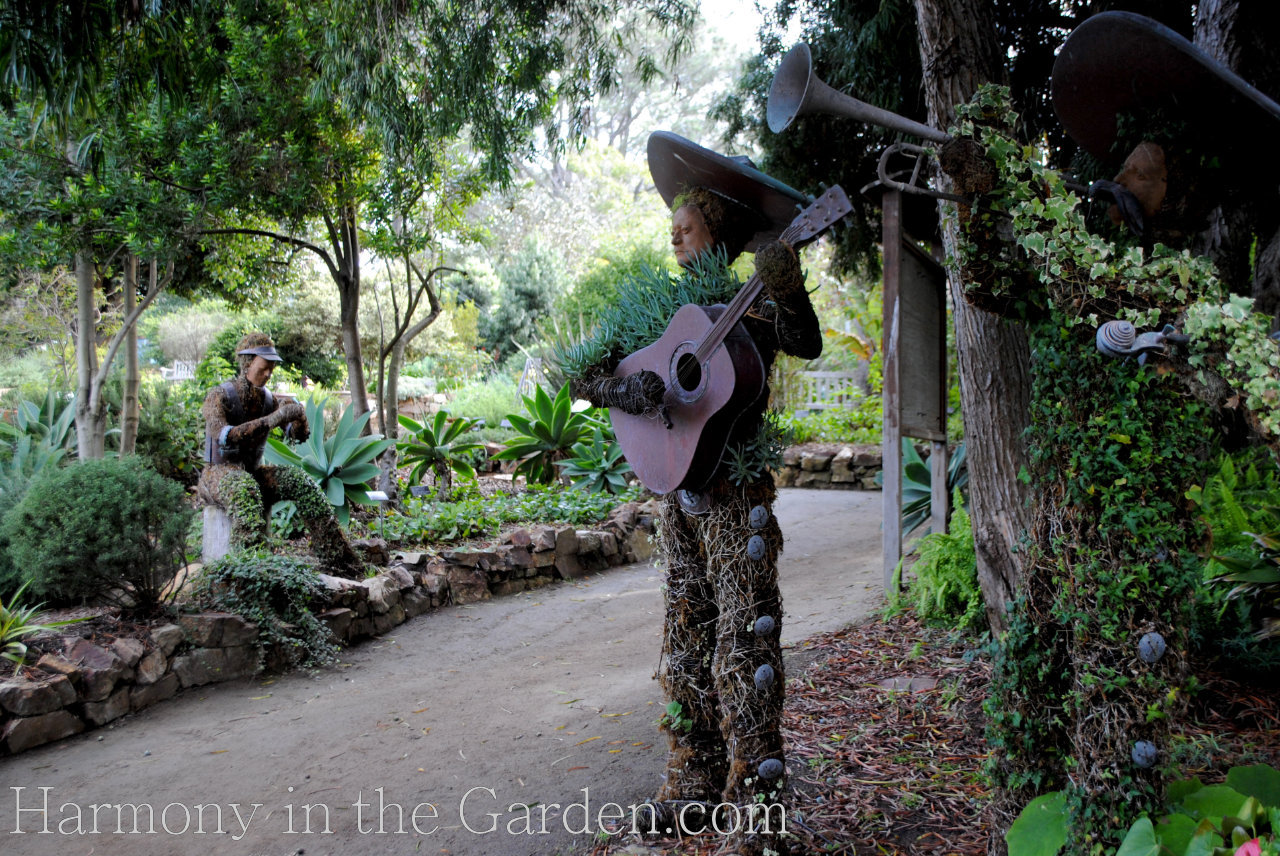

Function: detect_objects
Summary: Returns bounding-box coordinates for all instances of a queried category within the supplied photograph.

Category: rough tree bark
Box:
[1193,0,1280,326]
[120,255,141,456]
[913,0,1033,633]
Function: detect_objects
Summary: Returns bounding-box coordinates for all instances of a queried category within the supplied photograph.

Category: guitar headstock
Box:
[782,185,853,247]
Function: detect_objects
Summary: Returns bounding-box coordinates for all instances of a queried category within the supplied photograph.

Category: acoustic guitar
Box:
[610,186,853,494]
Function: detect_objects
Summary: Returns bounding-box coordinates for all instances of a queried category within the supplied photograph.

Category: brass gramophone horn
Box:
[767,43,949,143]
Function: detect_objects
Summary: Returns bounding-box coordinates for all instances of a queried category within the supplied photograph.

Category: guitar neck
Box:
[691,221,812,365]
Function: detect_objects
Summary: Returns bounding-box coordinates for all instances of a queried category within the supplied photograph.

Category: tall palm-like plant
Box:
[492,383,601,484]
[264,398,393,525]
[397,410,483,495]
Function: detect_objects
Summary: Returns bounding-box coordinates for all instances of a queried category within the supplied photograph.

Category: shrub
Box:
[397,410,482,494]
[492,383,602,484]
[262,398,392,525]
[193,549,338,671]
[2,457,193,611]
[446,376,521,427]
[908,491,984,632]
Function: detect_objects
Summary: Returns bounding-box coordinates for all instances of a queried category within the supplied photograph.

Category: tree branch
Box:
[200,227,340,282]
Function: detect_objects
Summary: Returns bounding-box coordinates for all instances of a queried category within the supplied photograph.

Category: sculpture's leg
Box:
[258,464,364,577]
[200,465,268,549]
[707,478,788,855]
[655,492,728,805]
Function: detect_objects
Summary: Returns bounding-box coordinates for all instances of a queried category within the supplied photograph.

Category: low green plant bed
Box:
[381,482,644,545]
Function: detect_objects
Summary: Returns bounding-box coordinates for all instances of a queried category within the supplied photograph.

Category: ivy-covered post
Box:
[940,81,1280,850]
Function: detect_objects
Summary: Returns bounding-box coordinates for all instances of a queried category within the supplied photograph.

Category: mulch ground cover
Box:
[586,611,1280,856]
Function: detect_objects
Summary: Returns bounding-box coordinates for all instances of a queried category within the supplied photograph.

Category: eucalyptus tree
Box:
[157,0,696,423]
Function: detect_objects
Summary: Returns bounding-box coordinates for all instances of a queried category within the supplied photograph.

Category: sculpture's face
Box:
[246,356,275,388]
[1109,141,1168,226]
[671,204,714,268]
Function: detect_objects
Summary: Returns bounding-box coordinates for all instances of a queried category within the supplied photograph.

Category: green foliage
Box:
[396,410,483,493]
[2,457,193,611]
[382,482,643,545]
[492,383,602,484]
[724,411,791,485]
[777,397,882,444]
[263,398,393,526]
[656,700,693,733]
[193,549,338,671]
[1188,450,1280,663]
[0,582,89,675]
[910,491,983,632]
[487,237,565,354]
[555,426,632,494]
[0,388,76,459]
[1103,765,1280,856]
[554,253,744,381]
[559,242,673,331]
[100,375,205,485]
[0,428,71,599]
[446,376,522,428]
[877,440,969,536]
[270,501,305,539]
[1006,791,1070,856]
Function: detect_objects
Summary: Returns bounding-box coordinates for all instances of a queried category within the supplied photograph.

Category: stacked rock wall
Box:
[1,500,656,757]
[775,444,884,490]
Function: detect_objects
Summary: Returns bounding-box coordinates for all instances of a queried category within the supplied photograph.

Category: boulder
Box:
[362,576,401,615]
[507,529,533,547]
[35,653,79,679]
[446,566,489,604]
[385,565,415,591]
[800,451,834,472]
[626,529,655,563]
[553,554,585,580]
[576,531,602,554]
[131,673,179,711]
[352,537,390,566]
[171,647,257,688]
[531,526,557,551]
[134,649,167,686]
[317,608,355,642]
[401,589,432,619]
[795,470,833,488]
[2,710,83,753]
[178,612,258,649]
[0,675,76,717]
[150,624,185,657]
[64,639,127,702]
[110,638,146,669]
[83,686,131,726]
[554,527,579,555]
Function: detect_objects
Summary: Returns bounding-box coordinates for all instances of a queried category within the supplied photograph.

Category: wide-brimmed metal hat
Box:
[647,131,809,252]
[236,345,283,362]
[1052,11,1280,162]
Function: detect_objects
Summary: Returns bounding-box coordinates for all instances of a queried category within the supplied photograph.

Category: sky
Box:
[699,0,768,55]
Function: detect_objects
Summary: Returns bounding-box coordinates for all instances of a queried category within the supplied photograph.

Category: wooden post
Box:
[882,190,904,591]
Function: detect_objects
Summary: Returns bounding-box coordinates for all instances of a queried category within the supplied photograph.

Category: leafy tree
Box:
[488,237,566,357]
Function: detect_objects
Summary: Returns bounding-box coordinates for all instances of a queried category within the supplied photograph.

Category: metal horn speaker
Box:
[767,43,949,143]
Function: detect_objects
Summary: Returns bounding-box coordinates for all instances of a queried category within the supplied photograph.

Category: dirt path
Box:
[1,488,883,856]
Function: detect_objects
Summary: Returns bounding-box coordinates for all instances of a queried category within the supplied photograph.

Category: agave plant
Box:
[1,582,88,675]
[397,410,483,494]
[555,426,632,494]
[263,398,393,525]
[877,439,968,536]
[0,390,76,458]
[492,383,601,484]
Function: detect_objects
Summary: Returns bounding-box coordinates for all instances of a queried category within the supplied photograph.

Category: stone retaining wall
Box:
[775,444,883,490]
[0,500,657,757]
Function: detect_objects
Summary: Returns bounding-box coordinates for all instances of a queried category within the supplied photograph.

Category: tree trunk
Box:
[913,0,1032,634]
[74,250,107,460]
[1194,0,1280,325]
[120,255,141,455]
[375,337,406,498]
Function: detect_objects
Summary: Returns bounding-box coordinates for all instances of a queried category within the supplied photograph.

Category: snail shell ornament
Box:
[1138,631,1167,664]
[758,758,785,780]
[1096,320,1136,358]
[1131,740,1159,769]
[754,664,776,690]
[753,615,777,637]
[749,505,771,530]
[747,535,767,561]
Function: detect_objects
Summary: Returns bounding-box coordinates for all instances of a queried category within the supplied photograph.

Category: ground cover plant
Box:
[380,480,644,545]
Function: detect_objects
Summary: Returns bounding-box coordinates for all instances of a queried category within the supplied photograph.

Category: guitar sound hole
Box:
[675,353,702,393]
